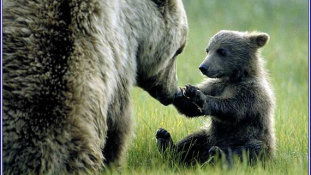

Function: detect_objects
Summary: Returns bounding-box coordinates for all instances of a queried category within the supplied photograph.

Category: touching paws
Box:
[182,84,199,98]
[182,84,204,108]
[156,128,174,153]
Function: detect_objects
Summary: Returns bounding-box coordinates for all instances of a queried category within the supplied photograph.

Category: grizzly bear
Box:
[3,0,187,174]
[156,30,275,165]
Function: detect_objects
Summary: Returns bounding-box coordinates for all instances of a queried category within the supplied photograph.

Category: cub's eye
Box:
[217,48,227,56]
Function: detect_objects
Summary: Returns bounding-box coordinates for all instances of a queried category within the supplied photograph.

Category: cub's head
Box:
[199,30,269,80]
[136,0,188,105]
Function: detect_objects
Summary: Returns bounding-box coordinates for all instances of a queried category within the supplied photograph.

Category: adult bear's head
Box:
[135,0,188,106]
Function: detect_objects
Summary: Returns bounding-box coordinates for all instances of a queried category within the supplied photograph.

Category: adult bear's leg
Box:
[103,96,133,167]
[156,129,212,165]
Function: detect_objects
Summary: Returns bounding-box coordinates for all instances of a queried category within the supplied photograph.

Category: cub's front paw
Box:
[183,84,200,98]
[183,85,204,108]
[156,128,174,153]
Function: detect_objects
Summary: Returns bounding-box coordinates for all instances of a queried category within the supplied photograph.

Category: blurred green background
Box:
[109,0,308,174]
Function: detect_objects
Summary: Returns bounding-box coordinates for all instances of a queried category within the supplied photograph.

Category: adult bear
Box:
[3,0,188,174]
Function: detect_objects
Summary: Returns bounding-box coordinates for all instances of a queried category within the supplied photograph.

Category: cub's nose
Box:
[199,65,208,75]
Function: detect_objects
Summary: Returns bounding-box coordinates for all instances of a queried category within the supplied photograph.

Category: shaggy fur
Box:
[3,0,187,174]
[156,30,275,165]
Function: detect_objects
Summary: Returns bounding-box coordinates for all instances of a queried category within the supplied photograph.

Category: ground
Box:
[109,0,308,174]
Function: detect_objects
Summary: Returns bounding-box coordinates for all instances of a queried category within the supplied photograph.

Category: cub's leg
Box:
[209,139,265,165]
[156,129,212,165]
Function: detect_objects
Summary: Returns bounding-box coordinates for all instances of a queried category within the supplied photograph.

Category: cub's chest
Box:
[212,84,236,98]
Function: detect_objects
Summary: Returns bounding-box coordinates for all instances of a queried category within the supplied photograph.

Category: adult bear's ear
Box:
[248,32,270,48]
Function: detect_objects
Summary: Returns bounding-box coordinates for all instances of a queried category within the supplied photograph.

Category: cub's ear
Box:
[248,32,270,48]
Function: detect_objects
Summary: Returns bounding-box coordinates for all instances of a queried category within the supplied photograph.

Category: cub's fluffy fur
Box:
[156,30,275,165]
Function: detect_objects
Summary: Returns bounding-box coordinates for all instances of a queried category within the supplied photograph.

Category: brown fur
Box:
[3,0,187,174]
[157,30,275,165]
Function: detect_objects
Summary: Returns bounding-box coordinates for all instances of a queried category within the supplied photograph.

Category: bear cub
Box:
[156,30,275,165]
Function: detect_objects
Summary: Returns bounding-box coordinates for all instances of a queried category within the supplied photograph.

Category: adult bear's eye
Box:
[217,48,227,57]
[173,43,186,58]
[174,48,183,57]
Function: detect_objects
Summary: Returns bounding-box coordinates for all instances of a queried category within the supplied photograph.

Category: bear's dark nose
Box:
[199,65,208,75]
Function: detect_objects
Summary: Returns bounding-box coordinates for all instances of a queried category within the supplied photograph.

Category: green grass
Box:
[109,0,308,174]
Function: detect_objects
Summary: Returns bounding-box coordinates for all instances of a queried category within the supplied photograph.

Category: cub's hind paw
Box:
[156,128,171,140]
[156,128,174,153]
